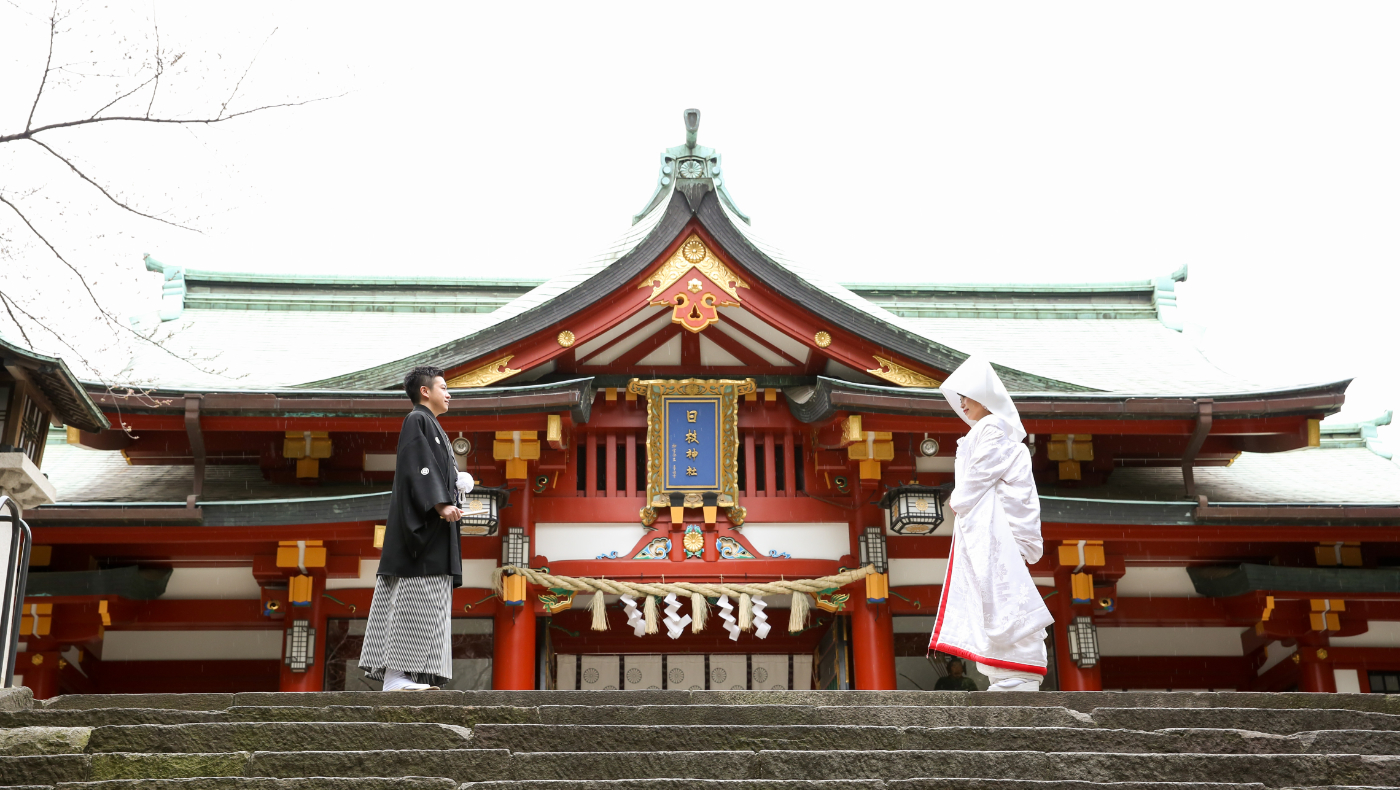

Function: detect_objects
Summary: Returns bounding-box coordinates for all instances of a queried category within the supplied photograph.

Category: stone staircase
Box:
[2,687,1399,789]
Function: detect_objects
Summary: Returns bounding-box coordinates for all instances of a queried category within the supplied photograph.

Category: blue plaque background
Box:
[664,397,719,490]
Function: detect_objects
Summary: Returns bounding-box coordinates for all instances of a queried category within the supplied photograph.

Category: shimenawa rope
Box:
[492,564,874,634]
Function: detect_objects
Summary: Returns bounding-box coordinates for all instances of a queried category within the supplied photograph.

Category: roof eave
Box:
[0,337,109,432]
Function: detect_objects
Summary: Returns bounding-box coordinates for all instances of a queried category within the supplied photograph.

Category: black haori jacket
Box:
[377,404,463,587]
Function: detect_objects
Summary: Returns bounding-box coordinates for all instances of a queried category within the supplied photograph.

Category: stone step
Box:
[1,706,542,729]
[37,690,1400,716]
[535,704,1097,728]
[85,723,473,754]
[54,781,459,790]
[453,782,1311,790]
[1091,706,1400,735]
[468,723,1400,756]
[5,750,1396,786]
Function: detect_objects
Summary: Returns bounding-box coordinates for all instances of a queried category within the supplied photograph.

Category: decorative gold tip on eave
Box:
[866,356,942,389]
[446,355,521,388]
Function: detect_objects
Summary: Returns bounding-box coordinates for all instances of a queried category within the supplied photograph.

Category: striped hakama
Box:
[359,575,454,686]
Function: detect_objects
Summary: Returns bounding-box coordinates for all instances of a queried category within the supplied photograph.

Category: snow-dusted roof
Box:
[1045,447,1400,505]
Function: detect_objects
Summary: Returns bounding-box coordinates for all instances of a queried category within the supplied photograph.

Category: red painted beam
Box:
[542,558,847,580]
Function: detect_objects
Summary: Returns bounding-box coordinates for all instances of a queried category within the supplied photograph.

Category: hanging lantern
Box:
[859,527,888,574]
[461,486,509,536]
[502,526,530,568]
[878,484,951,535]
[1067,615,1099,669]
[283,619,316,672]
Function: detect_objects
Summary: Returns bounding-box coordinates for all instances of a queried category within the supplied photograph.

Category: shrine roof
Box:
[38,434,387,504]
[0,335,108,433]
[1043,446,1400,506]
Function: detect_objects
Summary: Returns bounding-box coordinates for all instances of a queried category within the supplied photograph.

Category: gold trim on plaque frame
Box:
[627,378,756,527]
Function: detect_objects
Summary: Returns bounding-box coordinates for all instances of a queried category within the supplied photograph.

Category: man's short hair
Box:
[404,366,446,404]
[946,657,964,670]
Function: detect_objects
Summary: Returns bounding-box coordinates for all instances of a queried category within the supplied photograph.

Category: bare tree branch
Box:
[0,290,36,348]
[25,1,58,132]
[0,191,226,374]
[88,71,158,120]
[219,26,277,121]
[145,8,162,118]
[27,137,202,232]
[2,95,346,144]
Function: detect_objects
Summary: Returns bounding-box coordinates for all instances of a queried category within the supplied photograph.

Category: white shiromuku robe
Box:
[929,356,1054,677]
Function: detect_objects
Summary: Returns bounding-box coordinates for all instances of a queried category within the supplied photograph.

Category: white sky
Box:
[1,1,1396,451]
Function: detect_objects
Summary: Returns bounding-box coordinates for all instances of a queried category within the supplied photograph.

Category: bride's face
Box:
[960,395,991,422]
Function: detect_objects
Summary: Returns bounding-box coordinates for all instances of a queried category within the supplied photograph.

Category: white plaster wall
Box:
[536,523,649,562]
[160,567,261,600]
[460,559,498,589]
[1098,627,1246,657]
[1334,668,1363,694]
[103,629,283,661]
[741,523,849,561]
[326,559,379,590]
[1331,621,1400,648]
[1114,567,1202,597]
[889,558,947,587]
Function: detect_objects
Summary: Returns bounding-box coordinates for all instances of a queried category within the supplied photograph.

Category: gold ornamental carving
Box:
[445,355,522,388]
[557,330,575,347]
[640,234,748,303]
[814,331,832,348]
[866,356,942,389]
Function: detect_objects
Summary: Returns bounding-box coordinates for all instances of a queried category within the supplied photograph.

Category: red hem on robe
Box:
[929,538,1049,677]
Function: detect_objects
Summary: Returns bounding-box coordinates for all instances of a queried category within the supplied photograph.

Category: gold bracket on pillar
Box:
[1315,541,1362,567]
[1049,434,1093,481]
[284,431,332,478]
[1309,599,1345,631]
[502,572,528,605]
[495,431,541,480]
[865,572,889,603]
[546,415,565,450]
[843,415,893,481]
[276,540,328,570]
[1057,540,1105,568]
[288,574,315,605]
[19,603,53,636]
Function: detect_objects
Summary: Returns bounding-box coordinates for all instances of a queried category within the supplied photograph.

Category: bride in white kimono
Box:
[928,354,1055,691]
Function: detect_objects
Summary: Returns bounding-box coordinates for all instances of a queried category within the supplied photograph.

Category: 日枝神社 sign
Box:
[627,378,755,526]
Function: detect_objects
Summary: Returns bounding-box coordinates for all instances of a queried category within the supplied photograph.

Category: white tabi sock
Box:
[382,669,432,691]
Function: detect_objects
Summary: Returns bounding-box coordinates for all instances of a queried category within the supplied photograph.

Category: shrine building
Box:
[8,110,1400,698]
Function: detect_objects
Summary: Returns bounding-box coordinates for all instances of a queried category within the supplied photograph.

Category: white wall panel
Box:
[666,654,705,690]
[104,629,282,661]
[624,654,663,689]
[889,558,948,587]
[751,655,789,690]
[741,523,849,561]
[536,524,649,562]
[580,654,618,690]
[792,653,813,690]
[1334,668,1363,694]
[556,654,577,690]
[1115,567,1201,598]
[161,567,261,600]
[709,654,747,690]
[1331,621,1400,648]
[1098,627,1245,657]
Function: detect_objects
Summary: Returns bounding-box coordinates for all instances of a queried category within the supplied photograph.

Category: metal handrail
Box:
[0,495,32,689]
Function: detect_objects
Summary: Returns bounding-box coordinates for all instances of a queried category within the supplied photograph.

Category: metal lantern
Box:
[878,483,952,535]
[859,527,888,574]
[460,485,509,536]
[1067,615,1099,669]
[502,526,530,568]
[283,619,316,673]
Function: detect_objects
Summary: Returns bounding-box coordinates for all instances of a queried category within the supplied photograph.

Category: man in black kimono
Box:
[359,366,464,691]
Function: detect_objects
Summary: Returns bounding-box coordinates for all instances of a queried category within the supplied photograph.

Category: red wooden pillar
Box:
[849,500,896,690]
[493,467,536,690]
[1297,639,1336,693]
[278,571,327,692]
[1051,569,1101,691]
[19,650,60,700]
